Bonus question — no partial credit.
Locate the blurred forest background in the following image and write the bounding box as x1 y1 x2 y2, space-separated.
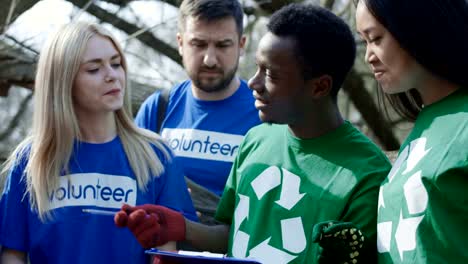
0 0 411 165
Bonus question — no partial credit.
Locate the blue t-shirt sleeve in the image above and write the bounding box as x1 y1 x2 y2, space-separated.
0 157 29 251
135 91 162 132
153 147 198 222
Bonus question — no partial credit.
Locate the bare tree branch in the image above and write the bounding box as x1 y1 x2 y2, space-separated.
3 0 18 34
343 69 400 150
0 91 33 141
0 0 38 34
0 0 399 151
250 0 301 14
100 0 257 15
155 0 181 7
3 34 40 57
67 0 182 65
129 79 164 116
337 0 353 17
0 38 37 95
70 0 95 21
102 0 180 7
322 0 336 9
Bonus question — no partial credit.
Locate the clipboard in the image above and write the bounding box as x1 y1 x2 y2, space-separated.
145 249 262 264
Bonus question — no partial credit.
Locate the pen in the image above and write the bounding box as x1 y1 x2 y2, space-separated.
82 208 117 216
177 250 225 258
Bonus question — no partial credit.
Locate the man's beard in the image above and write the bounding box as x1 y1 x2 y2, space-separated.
192 65 238 93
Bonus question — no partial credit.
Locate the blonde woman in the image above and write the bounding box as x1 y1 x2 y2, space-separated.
0 22 197 264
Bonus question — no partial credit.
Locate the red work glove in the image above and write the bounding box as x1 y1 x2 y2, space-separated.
114 204 186 249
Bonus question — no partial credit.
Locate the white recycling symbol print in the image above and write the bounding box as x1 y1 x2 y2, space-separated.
377 137 431 260
231 166 306 264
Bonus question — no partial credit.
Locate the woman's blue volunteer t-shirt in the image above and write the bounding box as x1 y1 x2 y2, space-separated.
0 136 197 264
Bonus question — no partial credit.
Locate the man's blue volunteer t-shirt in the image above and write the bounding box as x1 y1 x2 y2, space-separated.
0 137 197 264
135 80 261 195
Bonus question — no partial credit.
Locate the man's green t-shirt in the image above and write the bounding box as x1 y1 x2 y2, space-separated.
377 89 468 263
215 121 391 263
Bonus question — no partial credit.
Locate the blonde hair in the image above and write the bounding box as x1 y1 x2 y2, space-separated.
1 22 169 221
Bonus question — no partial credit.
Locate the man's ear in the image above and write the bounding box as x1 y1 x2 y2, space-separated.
309 75 333 99
239 35 247 56
177 33 183 56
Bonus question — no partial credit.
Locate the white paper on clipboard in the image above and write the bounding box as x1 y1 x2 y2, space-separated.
145 249 262 264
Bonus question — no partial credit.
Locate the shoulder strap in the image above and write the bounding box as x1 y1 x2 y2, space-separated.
156 88 170 134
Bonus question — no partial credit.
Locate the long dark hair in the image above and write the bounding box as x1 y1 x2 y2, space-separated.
357 0 468 121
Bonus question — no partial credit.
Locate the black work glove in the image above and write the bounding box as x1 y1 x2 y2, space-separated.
312 221 375 264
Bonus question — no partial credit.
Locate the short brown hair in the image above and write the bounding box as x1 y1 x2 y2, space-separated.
178 0 244 37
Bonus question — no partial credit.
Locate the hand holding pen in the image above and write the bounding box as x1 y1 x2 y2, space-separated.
114 204 186 249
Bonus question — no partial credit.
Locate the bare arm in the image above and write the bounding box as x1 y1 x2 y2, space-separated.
185 219 230 253
1 248 27 264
